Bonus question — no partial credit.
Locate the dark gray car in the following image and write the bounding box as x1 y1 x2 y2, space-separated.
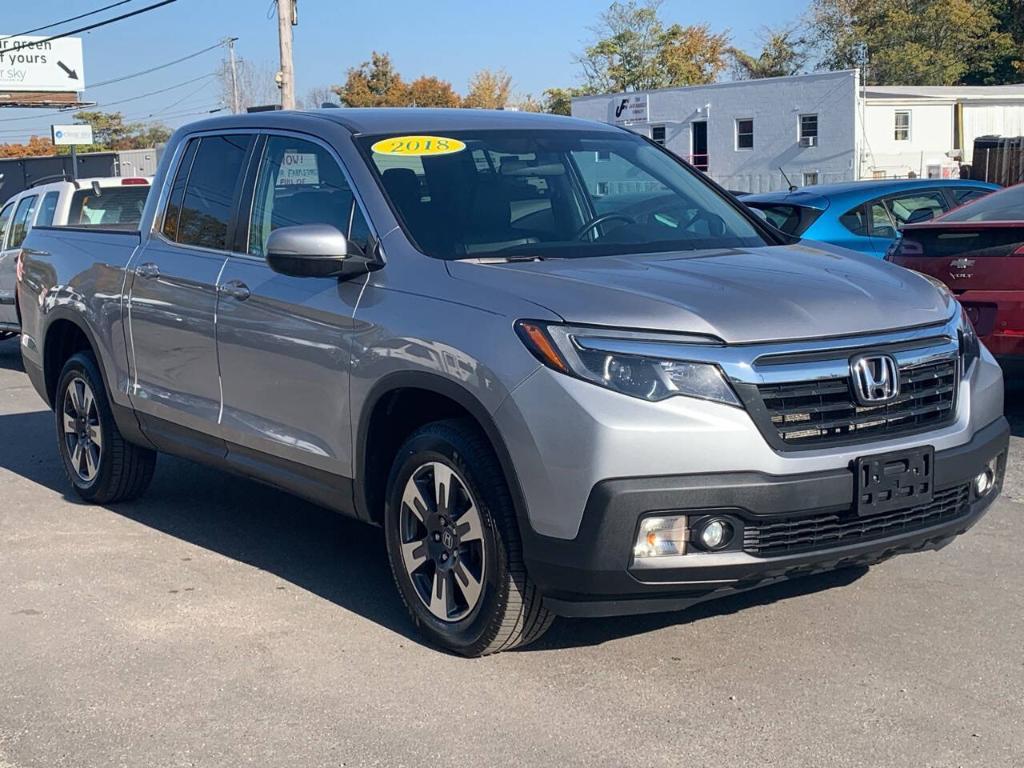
17 109 1008 655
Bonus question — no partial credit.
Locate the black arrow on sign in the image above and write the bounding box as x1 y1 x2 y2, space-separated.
57 61 79 80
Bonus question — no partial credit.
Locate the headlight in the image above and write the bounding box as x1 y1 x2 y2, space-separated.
515 320 741 406
959 304 980 372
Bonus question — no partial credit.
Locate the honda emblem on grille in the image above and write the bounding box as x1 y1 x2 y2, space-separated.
850 354 900 405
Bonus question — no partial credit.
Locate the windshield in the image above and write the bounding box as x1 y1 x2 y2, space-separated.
69 186 149 226
940 183 1022 223
358 129 769 260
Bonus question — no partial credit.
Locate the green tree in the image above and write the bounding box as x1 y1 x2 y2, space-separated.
333 51 410 107
810 0 1014 85
967 0 1024 83
72 111 170 150
731 28 808 79
542 87 588 115
577 0 730 91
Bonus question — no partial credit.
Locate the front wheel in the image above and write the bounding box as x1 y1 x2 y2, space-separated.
384 419 553 656
55 351 156 503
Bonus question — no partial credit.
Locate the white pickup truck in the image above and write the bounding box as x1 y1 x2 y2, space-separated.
0 176 150 337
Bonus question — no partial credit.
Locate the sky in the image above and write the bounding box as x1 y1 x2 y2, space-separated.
0 0 809 143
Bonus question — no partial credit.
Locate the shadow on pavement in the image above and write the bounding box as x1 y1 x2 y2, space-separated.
0 407 417 644
0 336 23 372
0 404 873 653
2 350 1019 653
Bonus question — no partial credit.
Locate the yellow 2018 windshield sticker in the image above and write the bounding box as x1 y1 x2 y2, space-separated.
371 136 466 156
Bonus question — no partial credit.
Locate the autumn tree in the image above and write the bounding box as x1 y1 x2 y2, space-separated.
659 23 731 86
334 51 410 107
0 136 57 159
408 75 461 107
577 0 730 91
463 69 513 109
810 0 1014 85
731 27 808 79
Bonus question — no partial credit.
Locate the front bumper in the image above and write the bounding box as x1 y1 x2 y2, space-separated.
524 417 1009 618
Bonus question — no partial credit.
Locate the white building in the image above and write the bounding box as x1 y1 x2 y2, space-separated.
570 70 1024 193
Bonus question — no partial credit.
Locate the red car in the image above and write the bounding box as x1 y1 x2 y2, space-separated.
888 183 1024 367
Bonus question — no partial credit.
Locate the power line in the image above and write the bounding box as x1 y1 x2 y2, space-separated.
8 0 179 54
89 39 230 89
0 72 217 123
0 1 134 43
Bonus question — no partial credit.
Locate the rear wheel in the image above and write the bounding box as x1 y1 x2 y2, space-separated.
55 351 156 503
384 419 553 656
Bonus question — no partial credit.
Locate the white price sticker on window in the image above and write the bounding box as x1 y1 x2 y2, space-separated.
279 151 320 185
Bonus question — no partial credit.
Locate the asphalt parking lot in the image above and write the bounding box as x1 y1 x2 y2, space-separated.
1 335 1022 768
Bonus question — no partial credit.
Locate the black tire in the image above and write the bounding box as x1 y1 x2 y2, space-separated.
384 419 554 656
55 351 156 503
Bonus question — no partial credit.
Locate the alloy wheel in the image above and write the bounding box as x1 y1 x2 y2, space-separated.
62 376 102 483
398 461 486 622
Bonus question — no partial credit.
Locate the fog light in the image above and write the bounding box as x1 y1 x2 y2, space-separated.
634 515 688 559
974 464 996 497
697 518 733 551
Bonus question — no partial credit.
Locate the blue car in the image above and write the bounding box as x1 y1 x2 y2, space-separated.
742 179 1000 256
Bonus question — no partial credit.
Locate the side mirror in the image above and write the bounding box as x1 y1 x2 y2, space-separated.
265 224 364 278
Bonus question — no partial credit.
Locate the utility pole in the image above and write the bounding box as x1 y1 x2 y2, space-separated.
226 37 240 114
276 0 296 110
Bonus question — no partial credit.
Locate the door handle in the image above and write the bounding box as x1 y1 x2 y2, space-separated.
135 262 160 279
218 279 250 301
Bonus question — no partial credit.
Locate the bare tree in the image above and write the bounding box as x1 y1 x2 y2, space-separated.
302 86 338 109
218 56 280 112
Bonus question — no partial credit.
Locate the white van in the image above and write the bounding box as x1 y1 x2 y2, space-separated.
0 176 151 336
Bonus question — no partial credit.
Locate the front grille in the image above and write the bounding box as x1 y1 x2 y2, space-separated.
742 484 970 557
757 357 958 447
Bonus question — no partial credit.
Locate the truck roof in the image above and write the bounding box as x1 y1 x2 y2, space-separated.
177 107 619 136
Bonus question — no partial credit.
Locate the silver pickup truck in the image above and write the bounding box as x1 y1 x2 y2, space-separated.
17 109 1009 656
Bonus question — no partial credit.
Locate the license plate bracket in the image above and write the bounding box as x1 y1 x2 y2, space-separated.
855 446 934 516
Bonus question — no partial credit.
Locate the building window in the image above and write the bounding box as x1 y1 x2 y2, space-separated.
802 172 819 186
596 181 609 196
872 170 887 180
595 150 611 162
736 119 754 150
799 114 818 145
651 125 666 146
894 111 911 141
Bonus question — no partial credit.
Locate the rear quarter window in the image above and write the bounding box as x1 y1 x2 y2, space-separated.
746 203 819 236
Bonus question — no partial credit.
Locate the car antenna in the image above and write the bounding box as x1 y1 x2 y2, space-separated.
779 167 797 192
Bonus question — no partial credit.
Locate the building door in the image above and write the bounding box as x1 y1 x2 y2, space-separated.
691 121 708 171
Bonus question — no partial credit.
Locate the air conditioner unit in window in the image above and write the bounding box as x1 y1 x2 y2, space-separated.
799 136 818 148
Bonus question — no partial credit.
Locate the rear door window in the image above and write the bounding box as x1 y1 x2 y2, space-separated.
8 195 38 248
883 191 947 227
36 191 60 226
0 202 14 249
952 188 990 207
166 134 253 250
248 135 372 257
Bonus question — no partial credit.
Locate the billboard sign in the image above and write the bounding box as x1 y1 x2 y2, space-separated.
610 94 649 125
0 36 85 92
51 124 94 146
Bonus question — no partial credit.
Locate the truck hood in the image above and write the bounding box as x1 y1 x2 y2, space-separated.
446 243 954 344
